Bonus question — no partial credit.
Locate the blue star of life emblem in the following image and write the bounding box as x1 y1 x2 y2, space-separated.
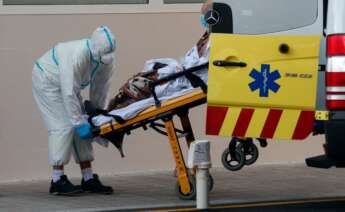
249 64 281 97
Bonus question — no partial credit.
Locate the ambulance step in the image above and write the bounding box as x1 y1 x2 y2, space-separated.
305 155 345 169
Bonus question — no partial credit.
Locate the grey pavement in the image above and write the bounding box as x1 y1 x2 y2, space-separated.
1 163 345 212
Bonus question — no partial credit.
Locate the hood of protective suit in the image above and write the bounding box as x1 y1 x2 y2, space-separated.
90 26 116 63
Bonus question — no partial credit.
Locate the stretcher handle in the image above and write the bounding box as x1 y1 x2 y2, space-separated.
213 60 247 67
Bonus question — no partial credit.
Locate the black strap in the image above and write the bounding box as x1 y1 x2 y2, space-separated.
153 62 168 70
102 132 125 157
84 100 126 125
88 116 96 128
185 72 207 93
149 121 185 136
95 109 126 124
149 62 209 107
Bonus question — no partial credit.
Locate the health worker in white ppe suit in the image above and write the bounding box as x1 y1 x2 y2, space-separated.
32 26 115 196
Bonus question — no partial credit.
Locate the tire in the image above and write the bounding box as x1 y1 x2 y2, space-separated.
208 174 214 192
221 148 245 171
175 176 196 200
325 119 345 162
240 143 259 166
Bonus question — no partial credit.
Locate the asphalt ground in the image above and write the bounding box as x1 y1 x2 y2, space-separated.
1 163 345 212
150 198 345 212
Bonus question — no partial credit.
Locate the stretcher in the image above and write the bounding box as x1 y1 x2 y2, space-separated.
85 63 212 200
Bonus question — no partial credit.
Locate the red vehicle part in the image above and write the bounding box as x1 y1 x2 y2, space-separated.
326 34 345 109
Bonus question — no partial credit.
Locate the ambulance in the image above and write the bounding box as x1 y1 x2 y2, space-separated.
205 0 345 169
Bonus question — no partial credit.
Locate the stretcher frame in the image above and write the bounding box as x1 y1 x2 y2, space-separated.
90 63 208 199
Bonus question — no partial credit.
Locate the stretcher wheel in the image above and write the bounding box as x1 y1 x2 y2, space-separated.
175 174 213 200
175 176 196 200
221 148 245 171
240 143 259 166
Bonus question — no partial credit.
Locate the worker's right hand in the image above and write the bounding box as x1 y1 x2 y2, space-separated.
75 123 93 140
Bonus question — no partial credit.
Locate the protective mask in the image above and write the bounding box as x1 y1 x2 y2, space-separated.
100 53 115 65
200 15 209 29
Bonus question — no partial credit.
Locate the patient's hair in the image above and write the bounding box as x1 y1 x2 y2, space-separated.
107 63 166 111
201 0 213 15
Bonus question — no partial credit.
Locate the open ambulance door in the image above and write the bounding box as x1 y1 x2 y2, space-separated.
205 2 321 140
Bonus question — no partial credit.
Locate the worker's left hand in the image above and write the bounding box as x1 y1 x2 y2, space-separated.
75 123 93 140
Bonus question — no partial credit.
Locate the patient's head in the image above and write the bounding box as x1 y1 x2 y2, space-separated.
201 0 213 15
200 0 213 29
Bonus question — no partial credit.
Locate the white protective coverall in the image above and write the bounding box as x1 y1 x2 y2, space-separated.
32 26 115 166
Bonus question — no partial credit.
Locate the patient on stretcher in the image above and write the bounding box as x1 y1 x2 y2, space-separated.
90 31 210 126
107 31 210 112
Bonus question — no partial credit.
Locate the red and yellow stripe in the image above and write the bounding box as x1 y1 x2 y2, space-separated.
206 106 314 140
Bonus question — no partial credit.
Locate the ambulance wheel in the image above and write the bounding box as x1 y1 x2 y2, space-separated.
240 143 259 166
208 174 214 192
221 148 245 171
175 176 196 200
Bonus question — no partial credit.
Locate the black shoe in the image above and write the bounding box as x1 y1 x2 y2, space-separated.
81 174 113 195
49 175 82 196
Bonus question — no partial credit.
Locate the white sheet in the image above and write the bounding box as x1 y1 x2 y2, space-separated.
92 40 210 127
92 87 197 126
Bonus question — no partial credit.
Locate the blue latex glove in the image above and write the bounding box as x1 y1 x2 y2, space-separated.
75 123 92 140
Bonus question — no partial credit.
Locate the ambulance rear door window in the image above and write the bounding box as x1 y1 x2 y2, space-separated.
217 0 318 34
